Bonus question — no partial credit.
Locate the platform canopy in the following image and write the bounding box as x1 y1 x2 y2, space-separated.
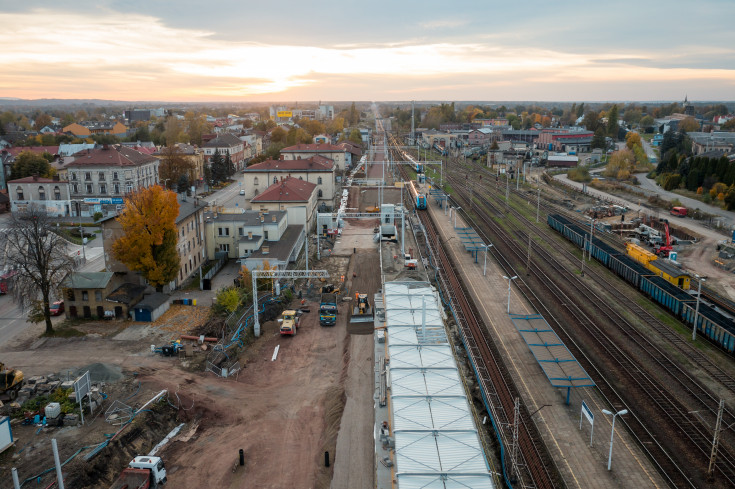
510 314 595 403
384 280 495 489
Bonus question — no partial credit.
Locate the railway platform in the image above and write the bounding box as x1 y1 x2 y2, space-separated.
427 202 668 488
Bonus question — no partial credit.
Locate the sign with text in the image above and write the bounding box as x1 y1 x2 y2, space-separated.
276 110 293 119
83 197 124 205
580 400 594 447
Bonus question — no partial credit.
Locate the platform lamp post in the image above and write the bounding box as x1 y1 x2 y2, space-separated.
503 275 517 313
454 207 462 229
692 275 706 341
483 244 493 276
601 408 628 471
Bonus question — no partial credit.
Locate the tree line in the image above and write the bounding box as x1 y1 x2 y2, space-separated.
656 152 735 209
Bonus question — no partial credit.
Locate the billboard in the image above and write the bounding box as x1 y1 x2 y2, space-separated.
277 111 293 119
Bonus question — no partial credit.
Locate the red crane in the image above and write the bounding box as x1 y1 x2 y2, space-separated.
654 219 674 257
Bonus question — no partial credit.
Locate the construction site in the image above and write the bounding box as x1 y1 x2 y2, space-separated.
0 149 453 489
1 124 734 489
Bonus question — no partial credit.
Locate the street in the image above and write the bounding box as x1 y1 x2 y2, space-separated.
202 177 248 209
553 172 732 240
633 172 735 227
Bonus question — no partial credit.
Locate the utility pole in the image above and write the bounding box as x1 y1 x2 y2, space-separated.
77 202 86 261
589 219 595 261
526 233 532 276
505 163 510 212
708 399 725 480
411 100 415 146
510 397 520 484
536 186 541 223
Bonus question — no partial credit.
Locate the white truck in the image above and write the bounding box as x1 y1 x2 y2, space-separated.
109 456 167 488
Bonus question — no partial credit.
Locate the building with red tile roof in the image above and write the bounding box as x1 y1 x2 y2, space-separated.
242 156 335 207
5 146 59 158
280 143 350 171
251 176 318 231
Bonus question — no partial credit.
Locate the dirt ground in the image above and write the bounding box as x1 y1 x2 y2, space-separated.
676 236 735 300
0 182 390 489
0 291 359 489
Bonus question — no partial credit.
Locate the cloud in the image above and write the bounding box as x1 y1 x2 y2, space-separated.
1 8 734 101
419 19 469 30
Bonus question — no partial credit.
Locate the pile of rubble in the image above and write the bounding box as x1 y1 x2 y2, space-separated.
17 374 69 405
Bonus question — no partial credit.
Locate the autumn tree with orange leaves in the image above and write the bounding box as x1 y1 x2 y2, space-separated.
112 186 180 290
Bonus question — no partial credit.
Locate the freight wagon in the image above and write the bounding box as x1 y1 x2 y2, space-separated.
682 302 735 353
548 214 735 357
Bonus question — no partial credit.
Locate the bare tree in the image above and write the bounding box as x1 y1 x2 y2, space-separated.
158 144 194 189
7 206 75 334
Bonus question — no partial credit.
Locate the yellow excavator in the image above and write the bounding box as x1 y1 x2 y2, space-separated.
0 362 24 401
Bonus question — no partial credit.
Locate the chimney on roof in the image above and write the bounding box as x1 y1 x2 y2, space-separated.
32 174 38 181
271 214 276 222
262 245 269 255
260 215 264 223
248 231 252 240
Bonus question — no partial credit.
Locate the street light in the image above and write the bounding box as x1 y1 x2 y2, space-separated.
75 201 86 261
483 244 493 276
502 275 518 313
601 408 628 471
692 275 706 341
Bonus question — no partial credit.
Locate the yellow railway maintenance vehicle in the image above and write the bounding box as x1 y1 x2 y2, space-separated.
626 242 691 290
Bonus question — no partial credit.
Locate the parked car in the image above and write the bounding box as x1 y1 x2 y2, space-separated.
239 189 245 195
49 301 64 316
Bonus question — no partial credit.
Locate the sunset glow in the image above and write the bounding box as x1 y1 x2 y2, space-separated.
1 3 734 101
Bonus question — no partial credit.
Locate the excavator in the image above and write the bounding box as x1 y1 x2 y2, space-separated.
0 362 24 402
350 293 373 323
653 219 674 257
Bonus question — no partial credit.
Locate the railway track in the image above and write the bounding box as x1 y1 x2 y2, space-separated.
437 156 735 487
454 155 735 403
388 139 558 488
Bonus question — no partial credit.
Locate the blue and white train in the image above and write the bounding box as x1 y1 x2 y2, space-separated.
408 180 427 210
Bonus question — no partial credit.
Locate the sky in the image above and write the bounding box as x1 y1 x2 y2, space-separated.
1 0 734 102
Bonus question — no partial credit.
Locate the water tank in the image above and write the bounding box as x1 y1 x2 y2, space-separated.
45 402 61 419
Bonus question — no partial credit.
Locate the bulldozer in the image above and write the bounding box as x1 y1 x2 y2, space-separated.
0 362 24 402
350 293 373 323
